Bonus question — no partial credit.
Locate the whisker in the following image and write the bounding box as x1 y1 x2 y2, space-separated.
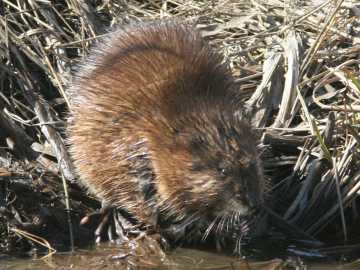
171 211 203 234
202 215 220 241
234 233 244 255
226 215 231 232
181 212 202 228
216 214 227 234
230 211 235 228
215 216 221 234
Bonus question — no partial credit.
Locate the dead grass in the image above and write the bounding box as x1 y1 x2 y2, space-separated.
0 0 360 261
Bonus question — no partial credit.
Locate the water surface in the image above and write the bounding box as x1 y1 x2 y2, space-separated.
2 243 356 270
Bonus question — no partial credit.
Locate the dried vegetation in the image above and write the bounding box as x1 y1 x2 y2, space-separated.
0 0 360 264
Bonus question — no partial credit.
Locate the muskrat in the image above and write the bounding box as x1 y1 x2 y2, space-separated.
68 20 265 249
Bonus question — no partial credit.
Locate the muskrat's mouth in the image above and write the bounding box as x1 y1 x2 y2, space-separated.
200 207 260 242
214 197 253 217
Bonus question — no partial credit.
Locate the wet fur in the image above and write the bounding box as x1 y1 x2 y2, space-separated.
68 20 264 245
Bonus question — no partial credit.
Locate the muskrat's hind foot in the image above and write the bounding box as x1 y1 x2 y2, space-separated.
80 203 135 244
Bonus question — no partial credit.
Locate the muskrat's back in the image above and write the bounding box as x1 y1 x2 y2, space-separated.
68 21 264 243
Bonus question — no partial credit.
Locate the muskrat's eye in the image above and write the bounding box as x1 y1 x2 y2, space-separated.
218 167 229 178
220 168 227 177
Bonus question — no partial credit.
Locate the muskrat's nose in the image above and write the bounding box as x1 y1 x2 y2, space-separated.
247 191 263 209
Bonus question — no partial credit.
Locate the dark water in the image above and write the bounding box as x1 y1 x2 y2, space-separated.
1 244 358 270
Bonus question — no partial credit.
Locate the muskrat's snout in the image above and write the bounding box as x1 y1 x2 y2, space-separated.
246 176 264 209
241 160 265 209
177 118 265 219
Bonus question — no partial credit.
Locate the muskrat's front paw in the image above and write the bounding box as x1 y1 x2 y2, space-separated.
80 205 133 244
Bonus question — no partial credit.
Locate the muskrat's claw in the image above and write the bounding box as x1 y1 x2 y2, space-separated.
80 204 133 244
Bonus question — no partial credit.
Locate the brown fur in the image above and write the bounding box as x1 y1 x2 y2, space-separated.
68 20 264 241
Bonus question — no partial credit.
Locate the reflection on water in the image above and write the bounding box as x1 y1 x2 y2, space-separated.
2 243 357 270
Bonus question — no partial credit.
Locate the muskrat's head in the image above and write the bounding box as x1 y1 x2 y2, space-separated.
147 107 264 236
